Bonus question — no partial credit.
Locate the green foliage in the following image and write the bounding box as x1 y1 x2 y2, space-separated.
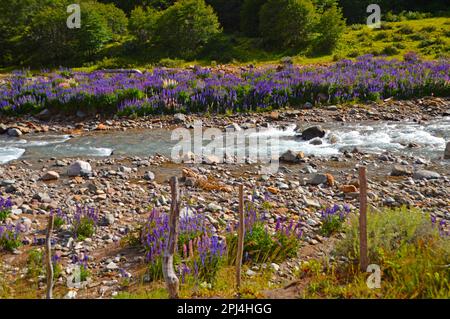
0 230 21 252
53 216 66 230
313 3 346 54
0 210 11 223
73 217 96 241
27 249 44 278
259 0 317 50
129 6 161 43
320 214 345 237
156 0 222 59
302 207 450 298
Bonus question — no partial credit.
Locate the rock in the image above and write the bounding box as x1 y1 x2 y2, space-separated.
204 155 221 165
391 165 412 177
37 109 52 120
7 128 22 137
302 102 313 109
413 170 441 180
33 193 51 203
64 291 77 299
328 134 339 144
300 126 326 141
0 124 7 134
303 197 321 208
207 203 222 212
100 213 115 226
279 150 304 163
76 110 86 118
309 138 323 145
174 113 186 123
106 262 119 271
0 179 15 186
306 218 318 227
185 177 196 187
118 166 132 174
143 171 155 181
225 123 241 131
41 171 60 181
246 269 257 277
67 160 92 177
308 174 328 185
270 263 280 272
445 142 450 159
340 185 358 193
267 187 279 194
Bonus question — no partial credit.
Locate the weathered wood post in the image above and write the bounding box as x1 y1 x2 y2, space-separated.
45 213 55 299
236 184 245 293
163 176 181 299
359 166 369 272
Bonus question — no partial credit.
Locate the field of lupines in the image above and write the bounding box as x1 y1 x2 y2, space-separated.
0 55 449 117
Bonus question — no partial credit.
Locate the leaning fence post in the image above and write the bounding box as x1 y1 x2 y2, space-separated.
359 166 369 272
45 213 54 299
236 184 245 294
163 176 181 299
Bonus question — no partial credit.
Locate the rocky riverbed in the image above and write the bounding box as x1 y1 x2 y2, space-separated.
0 97 449 299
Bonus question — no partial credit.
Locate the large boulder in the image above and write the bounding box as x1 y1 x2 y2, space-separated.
299 126 326 141
173 113 186 124
279 150 305 163
7 128 22 137
41 171 60 181
67 160 92 177
445 142 450 159
413 170 441 180
391 165 412 177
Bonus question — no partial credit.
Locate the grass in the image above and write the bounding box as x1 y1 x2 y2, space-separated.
299 207 450 299
115 265 279 299
1 17 442 75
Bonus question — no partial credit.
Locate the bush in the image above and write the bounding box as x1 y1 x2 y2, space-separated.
72 207 98 241
320 204 351 237
313 3 346 54
0 224 22 252
129 6 161 43
27 3 113 65
0 197 12 222
156 0 221 59
259 0 317 50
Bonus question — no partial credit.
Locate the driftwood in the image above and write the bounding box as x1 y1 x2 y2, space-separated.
182 168 233 192
45 214 55 299
163 176 181 299
359 166 369 271
236 185 245 294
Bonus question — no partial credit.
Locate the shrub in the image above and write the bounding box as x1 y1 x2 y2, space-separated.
0 197 12 222
313 3 346 54
0 224 22 252
27 249 44 278
129 6 161 43
259 0 317 50
156 0 221 59
381 45 400 56
302 207 450 299
72 207 98 241
319 204 351 237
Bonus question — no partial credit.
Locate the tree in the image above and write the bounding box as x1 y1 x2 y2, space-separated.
313 2 346 54
259 0 317 50
26 2 113 65
129 6 161 43
240 0 266 37
156 0 221 59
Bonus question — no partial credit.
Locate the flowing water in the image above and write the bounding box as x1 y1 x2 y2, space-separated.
1 118 449 164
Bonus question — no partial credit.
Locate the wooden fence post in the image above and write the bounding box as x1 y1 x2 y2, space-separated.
45 213 54 299
236 184 245 294
163 176 181 299
359 166 369 272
